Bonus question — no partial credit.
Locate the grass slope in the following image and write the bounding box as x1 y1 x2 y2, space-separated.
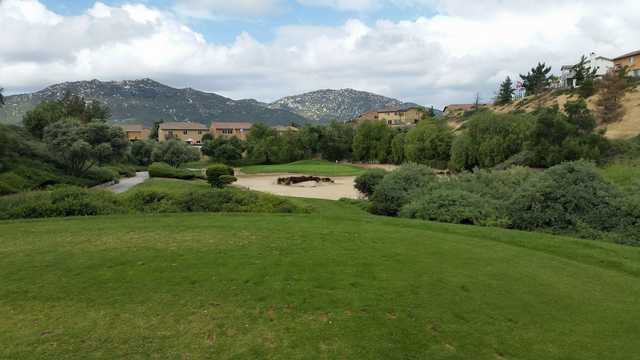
1 199 640 359
240 160 366 176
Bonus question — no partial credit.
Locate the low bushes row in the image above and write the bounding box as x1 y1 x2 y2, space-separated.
148 162 204 180
0 184 305 220
357 161 640 246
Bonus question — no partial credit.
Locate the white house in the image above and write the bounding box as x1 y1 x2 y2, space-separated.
561 52 613 89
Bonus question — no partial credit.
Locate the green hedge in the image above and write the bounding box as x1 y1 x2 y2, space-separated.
0 185 305 220
148 162 204 180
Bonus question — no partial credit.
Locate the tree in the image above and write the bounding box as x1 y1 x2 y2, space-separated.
43 119 129 176
352 121 393 163
450 112 534 170
299 124 323 157
390 131 406 164
246 123 281 164
495 77 515 105
201 137 244 164
596 69 627 124
130 140 156 166
572 55 598 87
149 120 164 141
320 121 354 161
61 92 110 123
404 119 453 169
520 62 552 95
151 139 200 167
23 101 66 139
565 99 596 135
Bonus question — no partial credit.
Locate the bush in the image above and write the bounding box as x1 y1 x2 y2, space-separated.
0 185 125 220
508 161 624 233
0 180 19 196
84 166 119 184
206 164 235 188
149 162 203 180
400 188 503 226
370 164 435 216
123 189 179 213
354 169 387 198
151 139 200 167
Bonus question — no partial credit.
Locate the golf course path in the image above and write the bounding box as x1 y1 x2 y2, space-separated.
107 171 149 193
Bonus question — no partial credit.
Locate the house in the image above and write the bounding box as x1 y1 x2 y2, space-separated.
613 50 640 77
377 107 424 127
353 110 379 123
117 124 150 141
352 107 424 128
210 122 253 140
561 52 614 88
158 121 208 144
272 125 299 133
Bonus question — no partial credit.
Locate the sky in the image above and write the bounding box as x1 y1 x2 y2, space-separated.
1 0 639 108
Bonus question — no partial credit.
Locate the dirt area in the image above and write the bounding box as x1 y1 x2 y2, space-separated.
349 163 399 171
235 173 360 200
491 86 640 139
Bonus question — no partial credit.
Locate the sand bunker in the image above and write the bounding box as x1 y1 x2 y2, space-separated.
235 173 359 200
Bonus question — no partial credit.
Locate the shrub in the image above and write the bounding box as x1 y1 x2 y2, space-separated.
123 189 179 213
400 188 503 226
354 169 387 198
130 140 156 166
84 166 119 184
206 164 235 188
0 180 19 196
370 163 435 216
148 162 203 180
507 161 624 233
0 185 125 220
151 139 200 167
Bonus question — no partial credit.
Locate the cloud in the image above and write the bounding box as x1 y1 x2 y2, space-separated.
173 0 285 18
296 0 380 12
1 0 640 108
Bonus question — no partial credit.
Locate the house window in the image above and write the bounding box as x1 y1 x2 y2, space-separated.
387 120 392 125
222 128 233 134
630 57 635 65
183 130 188 135
198 130 202 135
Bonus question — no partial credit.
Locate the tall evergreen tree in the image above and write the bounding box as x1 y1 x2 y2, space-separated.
572 55 598 86
596 69 627 124
495 77 515 105
519 62 552 95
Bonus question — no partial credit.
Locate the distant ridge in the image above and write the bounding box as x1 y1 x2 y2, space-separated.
268 88 421 122
0 79 307 127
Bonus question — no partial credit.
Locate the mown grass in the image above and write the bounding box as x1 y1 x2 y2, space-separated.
599 160 640 192
240 160 366 176
1 198 640 359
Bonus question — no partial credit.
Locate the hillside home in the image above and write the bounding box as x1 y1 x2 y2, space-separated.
117 124 150 141
158 121 208 144
353 107 424 128
561 52 614 88
614 50 640 77
210 122 253 140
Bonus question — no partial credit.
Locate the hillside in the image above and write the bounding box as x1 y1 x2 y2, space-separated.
1 195 640 359
0 79 307 127
492 86 640 139
269 88 420 122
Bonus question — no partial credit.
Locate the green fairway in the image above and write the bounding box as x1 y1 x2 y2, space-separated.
240 160 367 176
1 200 640 359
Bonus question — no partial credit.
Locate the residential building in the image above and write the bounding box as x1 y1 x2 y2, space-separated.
613 50 640 77
210 122 253 140
561 52 614 88
117 124 150 141
352 107 424 128
158 121 208 144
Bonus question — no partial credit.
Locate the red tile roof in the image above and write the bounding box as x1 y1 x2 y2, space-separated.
614 50 640 61
159 121 208 130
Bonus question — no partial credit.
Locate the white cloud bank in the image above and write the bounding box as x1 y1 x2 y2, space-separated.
1 0 639 107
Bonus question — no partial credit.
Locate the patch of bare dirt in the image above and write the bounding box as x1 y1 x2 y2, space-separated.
235 173 359 200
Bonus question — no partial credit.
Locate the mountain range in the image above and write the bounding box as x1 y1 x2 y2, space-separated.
0 79 423 126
